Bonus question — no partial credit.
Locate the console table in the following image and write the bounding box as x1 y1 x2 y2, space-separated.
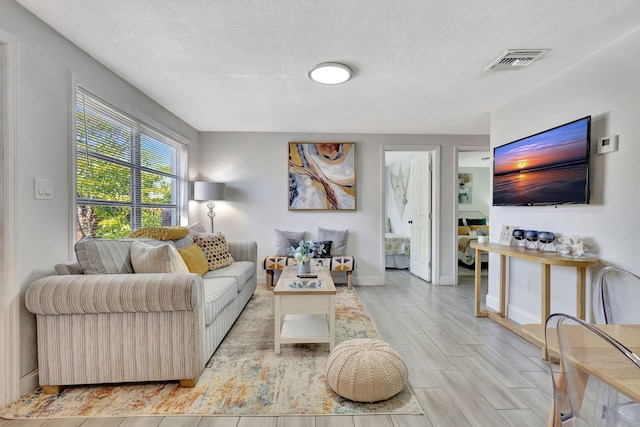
470 242 598 352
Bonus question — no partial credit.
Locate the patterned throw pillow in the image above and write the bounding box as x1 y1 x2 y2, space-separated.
194 233 234 270
130 241 189 274
317 227 348 255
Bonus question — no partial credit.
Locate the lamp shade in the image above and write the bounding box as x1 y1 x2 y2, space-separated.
193 181 226 201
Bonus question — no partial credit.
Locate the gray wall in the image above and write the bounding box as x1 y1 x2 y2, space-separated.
489 27 640 324
0 0 200 386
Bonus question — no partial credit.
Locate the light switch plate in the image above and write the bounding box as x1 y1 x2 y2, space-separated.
35 178 53 200
597 135 618 154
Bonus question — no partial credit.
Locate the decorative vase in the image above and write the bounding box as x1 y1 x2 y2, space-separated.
477 235 488 244
298 261 311 274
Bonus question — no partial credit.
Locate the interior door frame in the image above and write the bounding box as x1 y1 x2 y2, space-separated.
381 145 440 284
454 145 490 285
0 28 20 407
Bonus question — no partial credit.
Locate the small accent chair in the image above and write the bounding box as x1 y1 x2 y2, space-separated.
545 313 640 426
592 266 640 324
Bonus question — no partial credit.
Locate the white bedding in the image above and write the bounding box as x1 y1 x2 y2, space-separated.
385 232 410 269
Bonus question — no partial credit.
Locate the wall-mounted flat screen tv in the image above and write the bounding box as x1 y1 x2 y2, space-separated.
493 116 591 206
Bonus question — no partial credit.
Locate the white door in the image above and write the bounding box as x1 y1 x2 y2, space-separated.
410 152 432 281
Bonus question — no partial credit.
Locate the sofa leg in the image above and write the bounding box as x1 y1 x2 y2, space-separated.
42 385 65 395
347 271 353 290
266 270 274 289
180 379 197 388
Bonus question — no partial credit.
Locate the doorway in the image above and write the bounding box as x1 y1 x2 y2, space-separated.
455 147 491 285
382 146 440 284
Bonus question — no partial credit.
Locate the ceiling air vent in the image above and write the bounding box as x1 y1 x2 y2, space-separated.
484 49 550 71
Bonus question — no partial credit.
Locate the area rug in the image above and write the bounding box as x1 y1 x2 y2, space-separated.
1 286 423 418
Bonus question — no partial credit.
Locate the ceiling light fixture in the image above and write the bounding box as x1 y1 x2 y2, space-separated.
308 62 353 85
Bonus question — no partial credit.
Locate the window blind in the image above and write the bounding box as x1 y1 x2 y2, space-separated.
75 87 186 240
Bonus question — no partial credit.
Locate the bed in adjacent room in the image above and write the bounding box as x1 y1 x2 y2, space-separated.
385 232 410 269
458 211 489 268
384 218 410 269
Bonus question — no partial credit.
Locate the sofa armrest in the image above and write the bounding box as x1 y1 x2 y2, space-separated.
26 273 203 316
227 241 257 265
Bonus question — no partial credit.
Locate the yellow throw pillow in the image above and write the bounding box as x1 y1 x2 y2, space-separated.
130 241 189 274
458 226 471 235
194 233 234 270
178 244 210 276
129 226 189 240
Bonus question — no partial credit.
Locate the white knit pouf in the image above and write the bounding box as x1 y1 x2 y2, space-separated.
325 338 408 402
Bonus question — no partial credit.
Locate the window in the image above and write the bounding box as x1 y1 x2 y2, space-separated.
75 86 187 241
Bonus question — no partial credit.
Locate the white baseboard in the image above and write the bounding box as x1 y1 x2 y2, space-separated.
485 295 539 325
438 275 455 285
506 305 539 325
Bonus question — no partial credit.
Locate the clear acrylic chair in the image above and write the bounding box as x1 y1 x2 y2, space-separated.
545 313 640 426
592 266 640 324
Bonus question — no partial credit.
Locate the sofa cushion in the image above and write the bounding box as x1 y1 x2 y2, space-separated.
177 244 210 275
203 261 255 291
173 234 195 249
317 227 348 255
75 239 135 275
130 241 189 274
170 223 205 249
129 226 189 240
202 276 238 325
75 239 172 275
274 229 305 256
194 233 234 270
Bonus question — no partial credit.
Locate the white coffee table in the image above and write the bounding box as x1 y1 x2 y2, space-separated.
273 266 336 354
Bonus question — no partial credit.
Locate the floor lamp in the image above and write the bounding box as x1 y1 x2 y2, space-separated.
193 181 226 233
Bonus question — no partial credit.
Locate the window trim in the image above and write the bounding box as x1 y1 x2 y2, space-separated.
71 73 189 245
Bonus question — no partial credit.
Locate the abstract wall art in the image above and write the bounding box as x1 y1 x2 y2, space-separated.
458 173 473 204
288 142 356 210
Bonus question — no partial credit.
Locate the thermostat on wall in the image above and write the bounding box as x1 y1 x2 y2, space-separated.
597 135 618 154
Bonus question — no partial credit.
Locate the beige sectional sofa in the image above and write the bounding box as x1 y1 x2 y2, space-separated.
25 225 257 394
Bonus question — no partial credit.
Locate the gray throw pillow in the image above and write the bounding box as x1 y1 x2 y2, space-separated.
274 229 305 256
317 227 348 256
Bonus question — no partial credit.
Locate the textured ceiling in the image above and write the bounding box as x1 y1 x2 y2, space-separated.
16 0 640 134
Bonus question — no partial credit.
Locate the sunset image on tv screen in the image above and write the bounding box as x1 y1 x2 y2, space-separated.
493 117 590 206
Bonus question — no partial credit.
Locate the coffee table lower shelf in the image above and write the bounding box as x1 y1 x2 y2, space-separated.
279 314 331 343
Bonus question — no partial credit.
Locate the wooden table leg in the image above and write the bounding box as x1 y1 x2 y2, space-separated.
274 295 281 354
576 266 586 320
499 254 506 316
474 248 483 316
541 264 551 359
266 270 274 289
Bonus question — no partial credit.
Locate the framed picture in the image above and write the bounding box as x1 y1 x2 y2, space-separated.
458 173 472 204
288 142 356 210
500 225 516 245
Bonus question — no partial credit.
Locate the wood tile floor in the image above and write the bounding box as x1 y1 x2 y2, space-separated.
0 268 552 427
